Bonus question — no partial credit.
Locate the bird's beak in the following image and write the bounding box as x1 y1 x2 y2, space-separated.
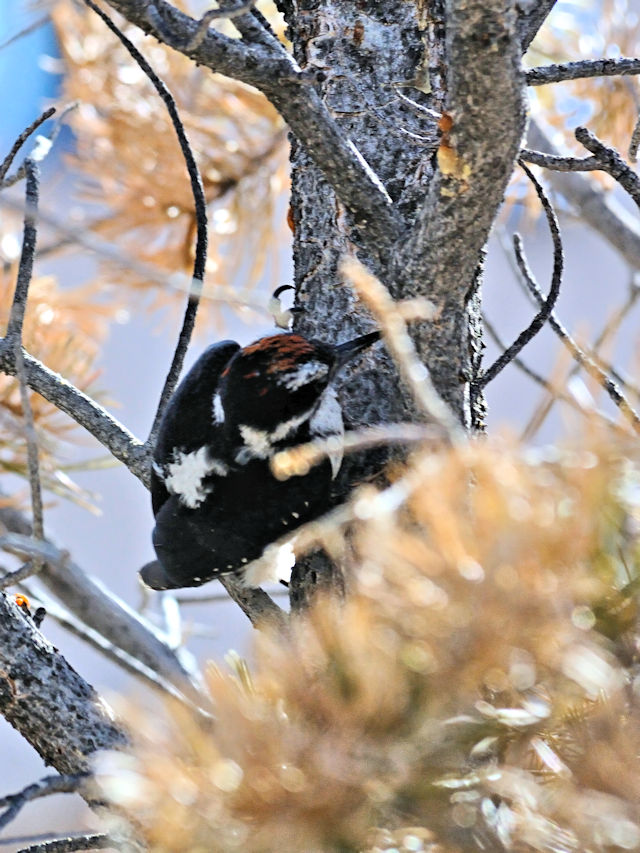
334 330 381 371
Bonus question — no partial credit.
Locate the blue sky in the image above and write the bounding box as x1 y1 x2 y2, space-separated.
0 3 60 151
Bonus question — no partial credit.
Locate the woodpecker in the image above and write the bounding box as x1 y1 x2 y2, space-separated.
141 329 380 591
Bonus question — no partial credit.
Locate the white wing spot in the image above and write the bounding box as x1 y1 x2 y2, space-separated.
212 392 225 425
164 447 228 508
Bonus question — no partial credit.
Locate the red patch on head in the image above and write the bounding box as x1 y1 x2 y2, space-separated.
242 334 316 374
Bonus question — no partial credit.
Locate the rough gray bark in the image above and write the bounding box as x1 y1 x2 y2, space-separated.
0 592 127 774
284 0 526 597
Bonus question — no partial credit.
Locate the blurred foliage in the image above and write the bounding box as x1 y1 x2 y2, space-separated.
98 428 640 852
50 0 290 325
0 264 115 508
529 0 639 156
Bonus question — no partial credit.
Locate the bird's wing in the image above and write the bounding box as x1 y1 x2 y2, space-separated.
151 340 240 515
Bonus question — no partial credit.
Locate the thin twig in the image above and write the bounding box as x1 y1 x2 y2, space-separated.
341 257 465 444
479 162 563 388
6 161 45 576
574 125 640 208
0 103 78 190
483 314 567 402
0 108 55 183
83 0 208 447
7 160 39 343
484 314 624 439
16 834 113 853
0 774 89 832
184 1 256 49
630 113 640 162
521 277 640 439
520 148 599 172
0 15 50 52
513 235 640 431
526 57 640 86
496 221 640 398
0 561 40 590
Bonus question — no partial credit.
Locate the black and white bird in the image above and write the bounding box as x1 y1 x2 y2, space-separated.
140 329 380 590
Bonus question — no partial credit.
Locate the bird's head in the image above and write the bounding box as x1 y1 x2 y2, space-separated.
213 331 380 437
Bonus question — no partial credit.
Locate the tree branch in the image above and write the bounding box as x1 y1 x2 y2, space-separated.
15 833 115 853
517 0 557 52
479 162 563 387
526 57 640 87
0 775 89 833
6 160 45 571
520 148 600 172
0 592 127 774
574 125 640 207
0 108 55 183
101 0 402 257
394 0 526 415
527 119 640 269
0 341 149 486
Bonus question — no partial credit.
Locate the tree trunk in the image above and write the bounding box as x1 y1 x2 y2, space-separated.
286 0 525 603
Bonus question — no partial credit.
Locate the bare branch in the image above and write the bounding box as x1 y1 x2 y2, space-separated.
0 561 40 590
0 15 50 52
526 57 640 86
5 160 45 572
513 235 640 431
6 161 39 343
479 162 563 388
15 834 114 853
574 125 640 207
0 108 55 183
527 119 640 270
0 340 149 486
217 576 287 629
0 775 89 833
520 148 600 172
0 103 78 190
